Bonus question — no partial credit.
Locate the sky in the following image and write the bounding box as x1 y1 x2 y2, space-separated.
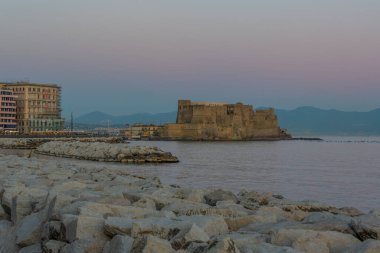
1 0 379 118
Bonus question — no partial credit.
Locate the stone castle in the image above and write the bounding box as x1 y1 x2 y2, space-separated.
161 100 291 140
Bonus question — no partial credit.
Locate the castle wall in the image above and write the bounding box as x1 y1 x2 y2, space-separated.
161 100 290 140
162 124 200 140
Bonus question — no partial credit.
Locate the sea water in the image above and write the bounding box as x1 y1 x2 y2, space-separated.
1 136 379 211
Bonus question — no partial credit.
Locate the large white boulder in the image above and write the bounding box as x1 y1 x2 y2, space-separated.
170 224 210 250
271 229 360 253
142 235 175 253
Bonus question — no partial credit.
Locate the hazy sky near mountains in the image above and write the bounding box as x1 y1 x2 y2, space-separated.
1 0 379 117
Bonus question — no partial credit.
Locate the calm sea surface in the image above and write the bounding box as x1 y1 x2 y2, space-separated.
128 137 380 212
2 137 380 211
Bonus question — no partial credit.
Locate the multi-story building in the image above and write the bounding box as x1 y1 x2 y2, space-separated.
0 86 17 132
1 82 64 134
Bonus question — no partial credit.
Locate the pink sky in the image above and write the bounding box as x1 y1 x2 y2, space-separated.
0 1 379 116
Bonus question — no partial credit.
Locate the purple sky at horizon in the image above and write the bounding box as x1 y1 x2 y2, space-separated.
1 0 379 117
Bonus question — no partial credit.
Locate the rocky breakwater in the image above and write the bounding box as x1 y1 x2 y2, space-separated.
35 141 179 163
0 155 380 253
0 138 49 149
60 137 126 144
0 137 126 150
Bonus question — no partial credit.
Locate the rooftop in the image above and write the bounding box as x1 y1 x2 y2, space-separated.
190 102 228 106
0 82 60 88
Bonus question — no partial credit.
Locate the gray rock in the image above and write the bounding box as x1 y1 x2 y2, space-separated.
0 220 12 236
131 217 188 240
187 242 209 253
238 191 273 208
0 226 18 253
97 196 131 206
351 214 380 240
271 229 360 253
142 235 174 253
239 220 301 235
337 207 363 217
204 190 238 206
239 242 302 253
225 216 261 232
215 232 268 251
254 206 304 222
53 200 89 216
207 237 240 253
122 191 143 203
170 224 210 250
2 187 49 219
103 235 134 253
302 211 350 223
78 201 166 219
292 237 329 253
161 199 210 214
133 198 157 210
0 204 8 220
41 221 64 241
368 209 380 217
177 215 229 237
185 189 206 203
42 240 67 253
104 217 134 237
345 239 380 253
18 244 42 253
227 206 294 232
300 212 354 235
61 214 107 244
60 239 106 253
239 211 356 236
15 212 46 247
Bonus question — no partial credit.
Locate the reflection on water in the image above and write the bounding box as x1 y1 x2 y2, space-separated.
1 136 380 211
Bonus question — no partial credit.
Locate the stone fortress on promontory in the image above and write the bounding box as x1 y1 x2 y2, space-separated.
161 100 291 140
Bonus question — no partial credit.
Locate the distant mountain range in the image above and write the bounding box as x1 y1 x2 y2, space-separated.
72 107 380 136
73 111 177 128
276 107 380 136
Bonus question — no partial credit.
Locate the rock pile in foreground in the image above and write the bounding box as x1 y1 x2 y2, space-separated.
35 141 179 163
0 137 125 149
0 155 380 253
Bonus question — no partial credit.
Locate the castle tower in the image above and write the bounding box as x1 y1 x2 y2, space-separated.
177 100 192 124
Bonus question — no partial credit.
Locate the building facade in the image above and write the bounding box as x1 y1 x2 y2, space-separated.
1 82 64 134
0 86 17 132
121 124 162 139
160 100 290 140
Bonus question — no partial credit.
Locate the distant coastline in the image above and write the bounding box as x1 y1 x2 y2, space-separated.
70 106 380 136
